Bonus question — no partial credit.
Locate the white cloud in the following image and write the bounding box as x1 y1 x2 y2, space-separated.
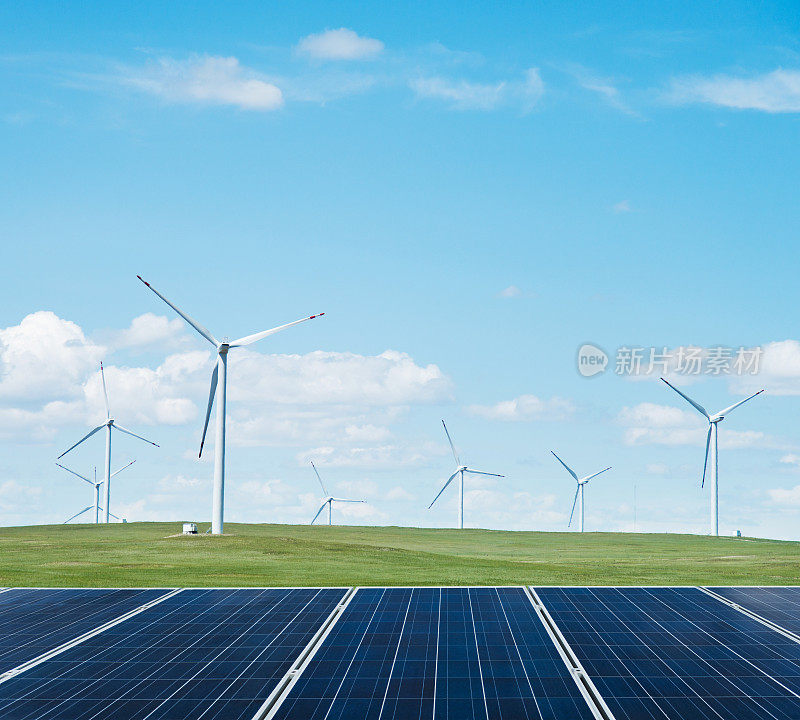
767 485 800 506
781 454 800 466
498 285 522 298
613 200 632 213
410 67 544 111
297 29 384 61
109 313 185 351
731 340 800 395
467 394 574 422
618 402 770 448
386 485 415 501
0 312 104 403
126 55 283 111
646 463 669 475
298 442 439 468
336 479 378 497
667 69 800 113
0 313 451 458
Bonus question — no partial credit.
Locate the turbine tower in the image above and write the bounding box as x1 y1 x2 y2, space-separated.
56 461 135 523
661 377 764 537
139 275 324 535
309 461 365 525
428 420 504 529
551 451 610 533
57 363 157 523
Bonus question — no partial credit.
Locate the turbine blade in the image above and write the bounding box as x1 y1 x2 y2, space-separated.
137 275 218 346
229 313 325 348
331 498 366 503
550 451 578 481
310 460 328 496
55 462 93 485
465 469 504 477
57 425 105 459
113 424 159 447
427 471 459 509
100 362 111 419
716 389 765 418
583 467 612 483
660 377 709 418
310 501 329 525
441 420 460 466
199 359 219 458
110 460 136 478
64 506 93 524
568 487 579 527
107 511 122 521
701 424 712 488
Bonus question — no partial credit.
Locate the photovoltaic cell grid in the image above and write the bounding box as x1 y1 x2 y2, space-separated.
0 588 166 675
710 587 800 636
536 586 800 720
273 587 595 720
0 587 346 720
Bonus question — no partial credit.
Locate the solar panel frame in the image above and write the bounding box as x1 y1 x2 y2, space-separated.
0 587 347 720
269 586 599 720
536 585 800 720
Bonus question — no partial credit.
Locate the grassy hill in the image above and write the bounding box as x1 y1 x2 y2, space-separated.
0 522 797 587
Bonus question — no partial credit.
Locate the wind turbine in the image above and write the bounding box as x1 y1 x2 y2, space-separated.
57 363 157 523
138 275 325 535
56 461 136 524
660 377 764 537
551 451 610 533
309 461 365 525
428 420 504 529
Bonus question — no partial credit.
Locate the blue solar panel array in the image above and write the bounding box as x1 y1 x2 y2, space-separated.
536 586 800 720
0 588 345 720
273 587 595 720
710 586 800 636
4 585 800 720
0 588 166 675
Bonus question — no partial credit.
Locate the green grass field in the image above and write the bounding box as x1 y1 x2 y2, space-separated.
0 523 797 587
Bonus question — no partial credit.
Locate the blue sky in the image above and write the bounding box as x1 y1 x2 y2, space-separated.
2 1 800 537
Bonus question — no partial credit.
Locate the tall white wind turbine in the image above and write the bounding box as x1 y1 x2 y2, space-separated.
139 275 325 535
309 461 365 525
57 363 157 523
660 377 764 537
56 460 135 524
428 420 504 529
551 451 610 533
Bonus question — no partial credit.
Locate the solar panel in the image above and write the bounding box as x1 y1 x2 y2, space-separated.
272 587 596 720
0 588 166 675
0 587 346 720
710 587 800 636
536 586 800 720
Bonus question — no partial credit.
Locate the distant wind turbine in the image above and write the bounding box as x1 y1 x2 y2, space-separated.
428 420 504 529
660 377 764 537
309 461 365 525
551 451 610 533
57 363 157 523
56 460 135 524
139 275 325 535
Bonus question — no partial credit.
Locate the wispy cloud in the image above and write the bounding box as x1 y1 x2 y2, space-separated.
667 69 800 112
565 64 638 116
467 394 574 422
297 28 384 61
498 285 522 298
410 67 544 111
125 55 283 111
613 200 632 213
